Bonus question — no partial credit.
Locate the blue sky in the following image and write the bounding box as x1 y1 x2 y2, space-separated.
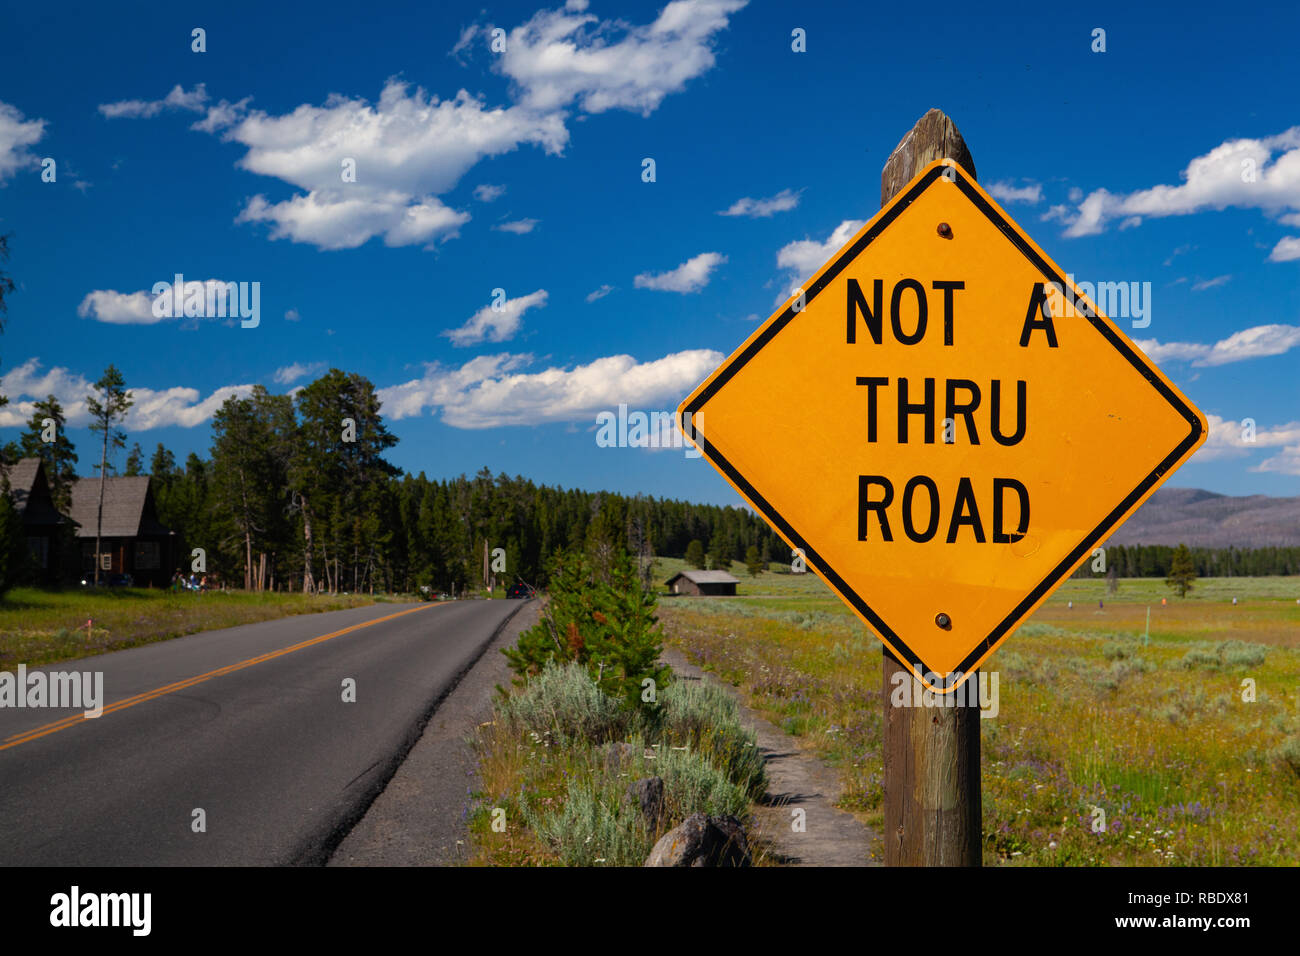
1 0 1297 506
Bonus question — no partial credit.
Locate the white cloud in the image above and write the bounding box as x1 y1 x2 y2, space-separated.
1191 274 1232 291
0 358 253 431
1256 444 1300 475
377 348 723 428
0 100 45 182
473 183 506 201
100 84 251 135
499 0 748 116
377 354 528 420
1058 127 1300 237
272 361 326 385
0 359 94 425
718 188 800 218
586 284 613 302
634 251 726 293
191 97 252 134
76 288 159 324
227 82 567 197
987 180 1042 204
1133 339 1213 364
775 219 864 293
98 84 210 119
209 80 567 249
285 308 301 321
237 189 470 250
7 346 716 434
493 218 538 234
77 279 256 325
444 289 548 346
450 24 481 59
129 384 257 430
1040 204 1071 224
1192 413 1300 469
1269 236 1300 262
1135 323 1300 367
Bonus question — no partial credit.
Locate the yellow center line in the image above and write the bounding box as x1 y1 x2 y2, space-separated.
1 603 439 752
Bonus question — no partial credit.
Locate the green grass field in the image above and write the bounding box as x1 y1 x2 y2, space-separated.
0 587 384 671
655 556 1300 865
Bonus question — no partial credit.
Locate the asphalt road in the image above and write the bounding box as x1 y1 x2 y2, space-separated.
0 599 524 866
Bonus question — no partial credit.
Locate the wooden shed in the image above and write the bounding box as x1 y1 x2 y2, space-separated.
665 569 739 596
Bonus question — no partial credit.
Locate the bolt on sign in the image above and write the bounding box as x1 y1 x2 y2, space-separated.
678 159 1206 693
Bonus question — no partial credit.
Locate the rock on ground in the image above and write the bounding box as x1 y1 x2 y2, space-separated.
624 776 666 830
645 812 751 867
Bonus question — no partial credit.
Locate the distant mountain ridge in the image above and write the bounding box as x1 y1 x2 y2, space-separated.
1105 487 1300 549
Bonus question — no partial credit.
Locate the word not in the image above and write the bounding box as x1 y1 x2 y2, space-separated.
847 277 1058 350
889 670 999 718
0 665 103 717
151 274 260 328
50 886 151 936
596 404 702 459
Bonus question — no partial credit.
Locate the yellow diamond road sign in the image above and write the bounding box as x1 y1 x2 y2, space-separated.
679 159 1206 693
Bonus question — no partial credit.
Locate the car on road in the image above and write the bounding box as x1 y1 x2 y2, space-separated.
506 582 536 599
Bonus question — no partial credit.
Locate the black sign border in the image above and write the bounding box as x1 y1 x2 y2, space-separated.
682 164 1205 687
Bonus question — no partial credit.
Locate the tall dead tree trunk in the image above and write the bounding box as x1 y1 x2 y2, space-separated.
94 431 108 586
300 495 316 593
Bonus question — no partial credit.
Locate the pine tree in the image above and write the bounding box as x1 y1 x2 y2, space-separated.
124 442 144 476
292 370 398 593
685 539 706 569
1166 543 1197 598
707 533 731 573
503 545 669 709
18 395 78 513
149 443 177 482
745 544 764 577
210 387 297 591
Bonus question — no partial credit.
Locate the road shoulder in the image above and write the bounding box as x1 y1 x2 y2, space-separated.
327 599 540 866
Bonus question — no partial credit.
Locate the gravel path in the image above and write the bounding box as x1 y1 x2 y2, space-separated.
661 646 879 866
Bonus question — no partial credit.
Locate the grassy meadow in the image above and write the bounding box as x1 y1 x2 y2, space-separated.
0 587 383 671
655 556 1300 866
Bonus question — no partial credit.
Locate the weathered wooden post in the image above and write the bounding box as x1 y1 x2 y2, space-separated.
880 109 983 867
